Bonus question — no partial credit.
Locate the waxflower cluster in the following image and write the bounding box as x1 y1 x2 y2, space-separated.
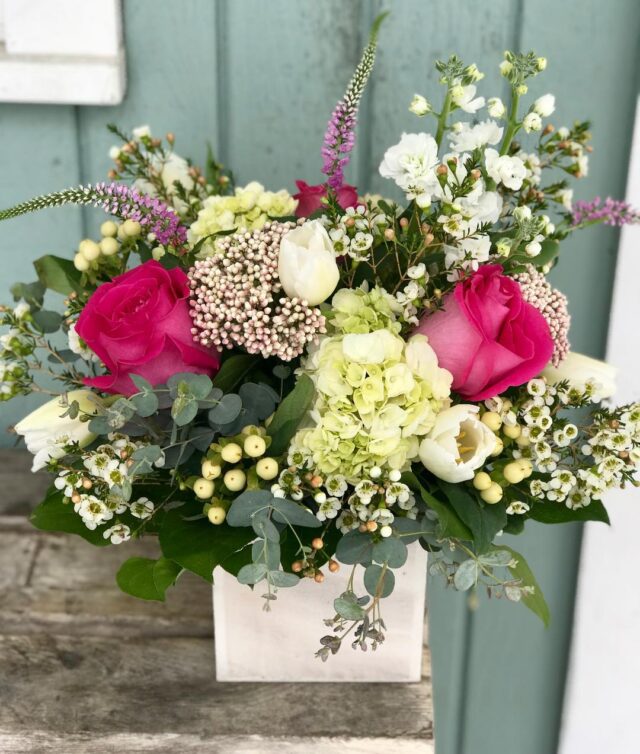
2 24 640 658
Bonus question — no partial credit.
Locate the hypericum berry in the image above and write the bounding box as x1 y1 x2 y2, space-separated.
193 478 215 499
201 459 222 480
224 469 246 492
256 457 278 480
78 238 101 261
311 537 324 550
314 572 325 584
480 482 503 504
291 561 304 573
100 220 118 237
503 462 525 484
481 411 502 432
473 471 492 491
503 423 522 439
207 506 226 525
243 435 266 458
99 237 119 256
122 219 142 237
328 560 340 573
221 443 242 463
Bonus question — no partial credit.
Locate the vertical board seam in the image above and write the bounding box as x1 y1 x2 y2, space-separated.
214 0 229 164
73 105 88 237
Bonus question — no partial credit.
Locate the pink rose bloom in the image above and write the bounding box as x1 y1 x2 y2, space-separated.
76 260 219 395
415 264 554 401
293 180 358 217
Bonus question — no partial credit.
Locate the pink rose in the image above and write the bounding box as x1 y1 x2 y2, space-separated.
76 260 219 395
293 180 358 217
415 264 554 401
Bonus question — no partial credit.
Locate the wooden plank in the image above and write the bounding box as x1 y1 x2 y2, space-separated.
0 634 433 745
0 450 50 515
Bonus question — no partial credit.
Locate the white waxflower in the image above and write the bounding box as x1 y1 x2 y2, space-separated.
108 145 121 160
487 97 506 118
103 523 131 544
407 263 427 280
76 495 113 530
378 132 440 205
132 124 151 139
555 188 573 210
506 501 530 515
325 474 348 497
484 148 527 190
445 235 491 269
68 323 98 361
13 300 30 319
543 352 617 399
522 112 542 133
316 497 341 521
449 120 503 152
419 404 496 483
533 94 555 117
451 83 485 113
409 94 431 116
14 391 98 472
278 220 340 305
130 497 155 519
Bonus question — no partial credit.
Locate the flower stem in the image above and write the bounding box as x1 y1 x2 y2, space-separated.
435 89 452 150
499 89 521 156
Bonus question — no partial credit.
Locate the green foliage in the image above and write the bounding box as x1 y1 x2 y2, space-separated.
364 564 395 598
129 375 159 417
116 557 182 601
497 545 551 627
208 393 242 424
404 472 473 541
334 592 366 620
529 499 610 525
33 254 83 295
10 280 45 308
30 488 110 547
212 353 258 392
439 481 507 553
159 505 254 583
267 374 315 455
371 537 408 568
335 530 374 566
31 310 63 333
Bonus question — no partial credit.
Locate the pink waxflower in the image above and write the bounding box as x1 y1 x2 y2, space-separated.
293 180 358 217
415 265 554 401
76 260 219 395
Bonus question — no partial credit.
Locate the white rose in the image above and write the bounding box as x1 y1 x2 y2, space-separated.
278 220 339 305
533 94 555 117
484 148 527 190
14 390 98 472
342 329 404 365
378 132 440 201
543 352 617 398
419 404 496 483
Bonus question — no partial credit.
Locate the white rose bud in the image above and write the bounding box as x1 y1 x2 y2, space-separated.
278 220 340 305
15 390 98 472
523 112 542 133
543 352 617 399
409 94 431 116
533 94 555 117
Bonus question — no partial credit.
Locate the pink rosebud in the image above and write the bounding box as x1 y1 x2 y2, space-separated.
415 264 554 401
293 180 358 217
76 260 219 395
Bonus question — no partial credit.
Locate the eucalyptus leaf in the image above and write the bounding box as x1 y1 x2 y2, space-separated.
479 549 514 567
364 564 395 598
238 382 279 420
334 594 366 620
371 537 408 568
32 309 63 333
171 393 198 426
208 393 242 425
130 391 159 418
252 516 280 542
268 570 300 588
335 530 374 566
453 558 478 591
226 489 274 527
252 537 280 571
167 372 213 399
270 497 321 528
237 562 268 585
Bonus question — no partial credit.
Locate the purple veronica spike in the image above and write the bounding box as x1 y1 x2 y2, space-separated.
572 196 640 227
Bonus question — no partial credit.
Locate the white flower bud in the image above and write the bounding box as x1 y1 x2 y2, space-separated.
523 112 542 133
487 97 506 119
409 94 431 116
525 241 542 257
380 525 393 538
108 146 121 160
278 221 340 305
533 94 555 117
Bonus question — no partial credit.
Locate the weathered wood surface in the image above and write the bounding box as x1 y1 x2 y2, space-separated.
0 450 434 753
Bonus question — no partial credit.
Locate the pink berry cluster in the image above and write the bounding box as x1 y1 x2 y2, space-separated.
516 266 570 367
188 222 326 361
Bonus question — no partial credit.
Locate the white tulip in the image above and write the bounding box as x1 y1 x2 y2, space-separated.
15 390 98 472
419 404 496 483
278 220 340 305
543 352 617 398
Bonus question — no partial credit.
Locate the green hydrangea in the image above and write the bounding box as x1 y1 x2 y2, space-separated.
290 329 452 482
188 181 297 254
326 287 403 335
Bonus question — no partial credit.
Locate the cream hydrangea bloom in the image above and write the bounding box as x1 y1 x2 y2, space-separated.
290 326 452 482
188 181 297 255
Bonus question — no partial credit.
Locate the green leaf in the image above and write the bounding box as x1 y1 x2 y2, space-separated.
167 372 213 400
270 497 321 528
371 537 408 568
364 564 395 598
238 382 279 420
226 489 274 527
267 374 315 455
334 594 366 620
131 391 159 418
509 239 560 271
407 474 472 541
453 558 478 591
208 393 242 425
529 500 610 525
218 544 253 576
268 570 300 588
212 354 258 392
496 545 550 627
30 487 110 546
439 482 506 553
116 557 182 601
34 255 82 295
171 393 198 426
335 530 374 566
31 310 63 333
159 506 254 583
128 445 164 476
11 280 45 307
237 562 268 585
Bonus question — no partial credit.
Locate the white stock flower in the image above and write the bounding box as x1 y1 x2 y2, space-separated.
543 352 617 399
522 112 542 133
278 220 340 305
409 94 431 116
487 97 506 119
419 404 496 482
15 390 98 472
533 94 555 117
378 132 440 205
449 120 503 152
451 83 485 113
484 148 527 190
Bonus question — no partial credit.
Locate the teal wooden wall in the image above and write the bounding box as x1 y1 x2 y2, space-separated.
0 2 638 752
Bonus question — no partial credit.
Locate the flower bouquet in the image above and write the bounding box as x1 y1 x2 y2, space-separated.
2 16 639 666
